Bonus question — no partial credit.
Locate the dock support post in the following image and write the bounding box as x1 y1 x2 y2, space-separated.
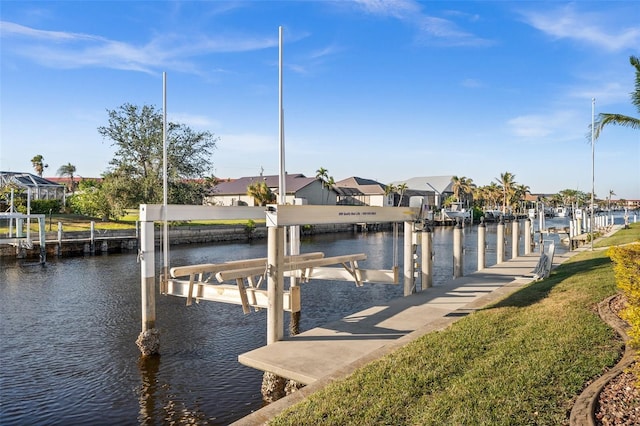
267 226 284 344
136 220 159 356
37 217 46 264
403 221 415 296
288 225 301 336
512 219 520 258
453 218 463 278
90 221 96 254
524 218 532 255
421 225 433 289
477 217 486 271
57 222 62 256
262 225 288 403
496 216 505 264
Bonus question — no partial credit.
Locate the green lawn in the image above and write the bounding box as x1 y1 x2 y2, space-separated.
0 212 262 233
268 223 639 425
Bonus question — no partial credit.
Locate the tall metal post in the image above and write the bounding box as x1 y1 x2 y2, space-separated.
590 97 595 251
477 217 486 270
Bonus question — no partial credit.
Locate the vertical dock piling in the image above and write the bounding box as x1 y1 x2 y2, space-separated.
421 225 433 289
453 219 463 278
511 219 519 258
497 216 505 264
477 218 486 270
136 220 159 356
267 226 284 345
404 221 415 296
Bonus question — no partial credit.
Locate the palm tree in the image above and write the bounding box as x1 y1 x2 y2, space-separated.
57 163 77 193
513 184 531 214
324 175 335 205
315 167 329 205
247 181 275 206
384 184 396 207
593 55 640 140
495 172 516 214
487 183 502 210
396 183 408 207
31 155 48 177
451 176 475 206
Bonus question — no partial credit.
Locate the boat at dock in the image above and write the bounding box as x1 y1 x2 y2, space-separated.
441 202 471 222
554 206 571 218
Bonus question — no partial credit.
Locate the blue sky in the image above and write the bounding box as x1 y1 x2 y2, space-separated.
1 1 639 199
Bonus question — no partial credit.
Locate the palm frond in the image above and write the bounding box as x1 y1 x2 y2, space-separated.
593 113 640 139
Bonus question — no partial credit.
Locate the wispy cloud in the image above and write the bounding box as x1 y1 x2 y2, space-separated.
351 0 491 47
218 133 276 154
170 113 220 130
0 20 278 74
507 110 583 141
461 78 484 89
519 5 640 51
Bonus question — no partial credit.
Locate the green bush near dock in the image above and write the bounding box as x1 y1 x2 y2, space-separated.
268 224 640 426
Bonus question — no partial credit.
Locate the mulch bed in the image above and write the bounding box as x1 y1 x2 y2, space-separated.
594 294 640 425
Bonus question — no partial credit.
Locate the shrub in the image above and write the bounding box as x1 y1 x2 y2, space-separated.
608 244 640 349
29 199 62 214
245 219 256 239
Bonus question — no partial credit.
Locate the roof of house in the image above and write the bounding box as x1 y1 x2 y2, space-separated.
334 176 387 195
0 171 65 189
211 173 318 195
391 176 455 194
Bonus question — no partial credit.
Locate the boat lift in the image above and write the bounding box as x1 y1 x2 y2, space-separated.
138 204 421 349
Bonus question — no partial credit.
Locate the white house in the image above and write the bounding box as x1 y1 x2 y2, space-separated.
205 173 337 206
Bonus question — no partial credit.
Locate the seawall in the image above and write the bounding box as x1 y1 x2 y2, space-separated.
0 222 366 260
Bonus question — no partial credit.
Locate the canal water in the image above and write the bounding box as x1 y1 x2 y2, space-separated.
0 216 591 425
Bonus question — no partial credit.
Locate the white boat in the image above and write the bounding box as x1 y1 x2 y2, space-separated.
442 202 471 222
555 207 569 218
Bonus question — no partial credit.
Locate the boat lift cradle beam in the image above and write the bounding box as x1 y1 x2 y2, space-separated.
138 204 420 345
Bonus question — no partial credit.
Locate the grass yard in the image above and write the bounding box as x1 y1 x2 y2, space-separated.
268 224 639 425
0 211 262 234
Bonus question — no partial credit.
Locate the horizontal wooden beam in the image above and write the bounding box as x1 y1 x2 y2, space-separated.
216 253 368 282
170 252 325 278
165 280 300 312
139 204 266 222
308 266 399 284
265 205 419 226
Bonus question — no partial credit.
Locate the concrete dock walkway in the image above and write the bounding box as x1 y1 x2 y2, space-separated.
232 246 579 425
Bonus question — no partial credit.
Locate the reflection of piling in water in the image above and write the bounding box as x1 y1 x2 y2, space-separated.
138 354 160 424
